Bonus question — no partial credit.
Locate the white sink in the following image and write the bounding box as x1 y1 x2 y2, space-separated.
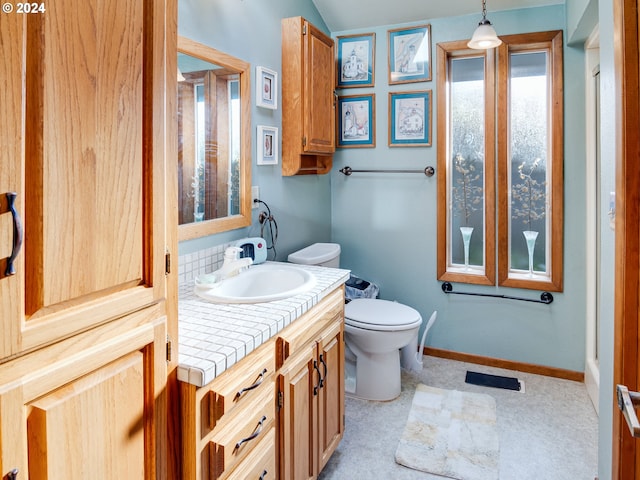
194 263 317 304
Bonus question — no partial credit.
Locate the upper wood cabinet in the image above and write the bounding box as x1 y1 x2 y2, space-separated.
0 0 169 360
281 17 336 176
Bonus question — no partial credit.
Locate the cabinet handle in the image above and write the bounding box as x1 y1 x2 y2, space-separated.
235 368 268 399
8 468 19 479
313 360 322 396
5 192 23 276
319 354 328 389
259 469 268 480
235 415 267 450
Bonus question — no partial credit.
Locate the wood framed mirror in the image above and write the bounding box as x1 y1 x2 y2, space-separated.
177 36 251 241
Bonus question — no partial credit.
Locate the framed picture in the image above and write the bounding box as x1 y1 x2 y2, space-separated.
388 90 432 147
337 94 375 148
256 125 278 165
336 33 375 88
256 66 277 109
387 24 431 84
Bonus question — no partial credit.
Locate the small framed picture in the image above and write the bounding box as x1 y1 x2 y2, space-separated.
337 94 375 148
336 33 375 88
256 66 277 109
257 125 278 165
387 24 431 84
388 90 432 147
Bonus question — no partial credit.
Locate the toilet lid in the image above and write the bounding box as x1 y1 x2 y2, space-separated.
345 299 422 330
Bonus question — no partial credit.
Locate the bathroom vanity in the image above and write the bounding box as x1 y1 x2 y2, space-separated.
178 262 349 479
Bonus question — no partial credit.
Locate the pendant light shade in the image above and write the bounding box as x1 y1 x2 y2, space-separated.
468 0 502 50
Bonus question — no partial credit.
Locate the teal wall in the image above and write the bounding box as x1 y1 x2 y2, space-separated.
331 5 589 374
566 0 599 44
178 0 333 256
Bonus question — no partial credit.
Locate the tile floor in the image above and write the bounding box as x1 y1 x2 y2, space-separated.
319 355 598 480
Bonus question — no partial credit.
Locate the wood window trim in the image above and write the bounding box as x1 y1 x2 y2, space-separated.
436 40 496 286
497 30 564 292
437 31 564 292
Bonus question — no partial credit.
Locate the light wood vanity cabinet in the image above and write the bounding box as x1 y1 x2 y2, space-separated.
0 0 173 477
281 16 336 176
180 287 345 480
276 288 345 480
180 341 277 480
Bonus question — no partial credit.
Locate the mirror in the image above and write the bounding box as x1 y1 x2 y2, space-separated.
177 36 251 241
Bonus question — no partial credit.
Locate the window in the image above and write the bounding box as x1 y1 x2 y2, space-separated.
437 31 563 291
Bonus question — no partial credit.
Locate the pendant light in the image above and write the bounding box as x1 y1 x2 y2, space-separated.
468 0 502 49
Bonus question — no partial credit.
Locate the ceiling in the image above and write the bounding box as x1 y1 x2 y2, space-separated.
311 0 564 32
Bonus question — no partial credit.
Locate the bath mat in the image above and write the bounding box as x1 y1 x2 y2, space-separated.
395 384 499 480
465 371 521 391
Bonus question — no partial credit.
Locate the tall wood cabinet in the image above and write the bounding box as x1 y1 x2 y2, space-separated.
281 16 336 176
0 0 175 477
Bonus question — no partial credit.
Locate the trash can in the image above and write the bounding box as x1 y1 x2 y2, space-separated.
345 274 379 301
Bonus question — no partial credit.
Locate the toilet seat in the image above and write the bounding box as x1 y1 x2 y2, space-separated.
345 299 422 332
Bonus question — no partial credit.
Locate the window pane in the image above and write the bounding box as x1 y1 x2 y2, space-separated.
449 56 485 271
229 79 241 215
508 52 548 276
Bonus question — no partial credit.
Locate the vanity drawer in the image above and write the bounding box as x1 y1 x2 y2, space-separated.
209 385 275 478
276 287 344 368
204 341 274 432
224 427 276 480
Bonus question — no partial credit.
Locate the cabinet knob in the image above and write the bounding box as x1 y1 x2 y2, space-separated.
8 468 19 479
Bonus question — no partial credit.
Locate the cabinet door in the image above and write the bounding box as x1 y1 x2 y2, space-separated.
0 310 166 479
277 342 317 480
28 353 145 478
303 21 335 155
0 0 168 359
316 319 344 472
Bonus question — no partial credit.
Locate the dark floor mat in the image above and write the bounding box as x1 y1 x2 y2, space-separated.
465 371 521 391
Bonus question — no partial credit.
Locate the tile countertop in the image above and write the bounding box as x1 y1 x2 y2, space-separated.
178 262 350 387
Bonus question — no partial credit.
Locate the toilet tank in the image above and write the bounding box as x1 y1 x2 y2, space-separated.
287 243 341 268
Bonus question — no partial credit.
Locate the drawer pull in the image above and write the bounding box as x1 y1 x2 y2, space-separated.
259 469 268 480
235 415 267 450
236 368 268 399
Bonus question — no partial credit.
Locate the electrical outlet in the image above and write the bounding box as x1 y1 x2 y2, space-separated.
252 186 260 209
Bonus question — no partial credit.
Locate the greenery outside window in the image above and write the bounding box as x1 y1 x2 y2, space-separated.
437 31 563 292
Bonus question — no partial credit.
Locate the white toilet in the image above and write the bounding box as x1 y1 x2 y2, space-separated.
288 243 423 401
